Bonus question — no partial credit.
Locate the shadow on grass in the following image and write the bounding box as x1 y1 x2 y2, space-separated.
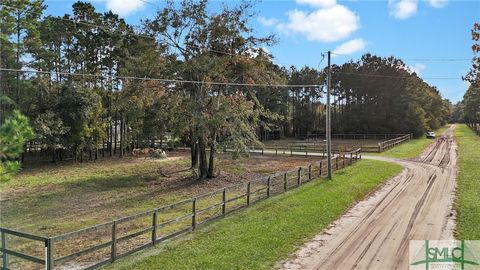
1 167 197 235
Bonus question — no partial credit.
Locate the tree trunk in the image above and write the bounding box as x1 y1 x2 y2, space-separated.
109 122 113 157
102 140 105 157
190 129 198 168
198 138 208 179
114 119 118 155
207 144 215 179
51 147 56 163
119 117 124 157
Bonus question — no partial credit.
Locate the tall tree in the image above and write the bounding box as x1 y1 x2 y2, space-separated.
0 0 44 122
461 22 480 129
146 0 280 178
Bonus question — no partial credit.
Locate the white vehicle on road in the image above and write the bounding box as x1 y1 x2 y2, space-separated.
426 131 436 138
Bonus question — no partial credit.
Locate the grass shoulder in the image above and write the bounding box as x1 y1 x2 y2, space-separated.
367 125 449 159
454 124 480 239
103 159 402 270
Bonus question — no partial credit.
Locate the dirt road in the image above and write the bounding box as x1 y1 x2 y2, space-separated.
281 125 458 270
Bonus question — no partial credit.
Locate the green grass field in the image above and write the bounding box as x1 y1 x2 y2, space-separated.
104 159 402 270
454 124 480 240
0 154 313 236
369 125 449 159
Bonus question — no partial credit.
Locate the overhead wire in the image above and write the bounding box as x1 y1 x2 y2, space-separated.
0 3 466 84
330 52 471 62
0 68 320 88
333 71 460 80
0 2 296 67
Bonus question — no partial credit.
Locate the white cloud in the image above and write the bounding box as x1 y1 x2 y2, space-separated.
258 16 279 27
389 0 418 20
105 0 145 17
333 38 367 55
296 0 337 8
277 5 359 42
427 0 448 8
410 63 426 74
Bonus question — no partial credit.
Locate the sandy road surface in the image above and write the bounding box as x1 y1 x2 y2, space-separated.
281 125 458 270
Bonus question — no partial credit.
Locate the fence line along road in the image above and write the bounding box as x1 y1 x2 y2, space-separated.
0 149 361 270
467 123 480 136
296 133 409 141
225 134 411 155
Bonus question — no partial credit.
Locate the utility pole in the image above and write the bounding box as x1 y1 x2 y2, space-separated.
326 51 332 179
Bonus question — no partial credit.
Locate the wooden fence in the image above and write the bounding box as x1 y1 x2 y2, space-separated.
297 133 408 141
0 149 361 270
467 123 480 136
377 134 412 152
252 134 411 154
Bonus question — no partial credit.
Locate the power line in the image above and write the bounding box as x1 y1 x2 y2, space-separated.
0 3 296 67
330 52 471 62
0 68 320 88
0 3 466 82
0 3 156 41
333 71 459 80
403 58 471 62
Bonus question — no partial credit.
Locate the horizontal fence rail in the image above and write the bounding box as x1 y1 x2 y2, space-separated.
296 133 408 141
378 134 412 152
1 149 362 270
255 134 411 153
467 123 480 136
239 134 410 154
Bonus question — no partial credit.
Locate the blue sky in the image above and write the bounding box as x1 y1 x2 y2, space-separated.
43 0 479 102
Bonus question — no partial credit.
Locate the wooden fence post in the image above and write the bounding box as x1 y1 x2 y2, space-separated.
192 198 197 230
290 146 293 156
335 157 339 170
343 154 345 167
305 146 308 157
152 210 158 245
275 145 278 155
222 188 226 216
1 230 8 269
297 168 302 186
350 153 353 164
111 221 117 262
267 177 271 197
262 148 264 155
247 182 251 206
284 173 287 191
45 238 53 270
308 164 312 180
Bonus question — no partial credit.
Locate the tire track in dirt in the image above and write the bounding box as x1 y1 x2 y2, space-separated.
280 125 458 270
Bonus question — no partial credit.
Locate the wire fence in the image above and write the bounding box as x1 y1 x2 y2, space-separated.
0 149 361 270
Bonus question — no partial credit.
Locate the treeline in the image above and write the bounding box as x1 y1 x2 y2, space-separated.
454 23 480 131
0 0 451 178
329 55 451 136
460 82 480 133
